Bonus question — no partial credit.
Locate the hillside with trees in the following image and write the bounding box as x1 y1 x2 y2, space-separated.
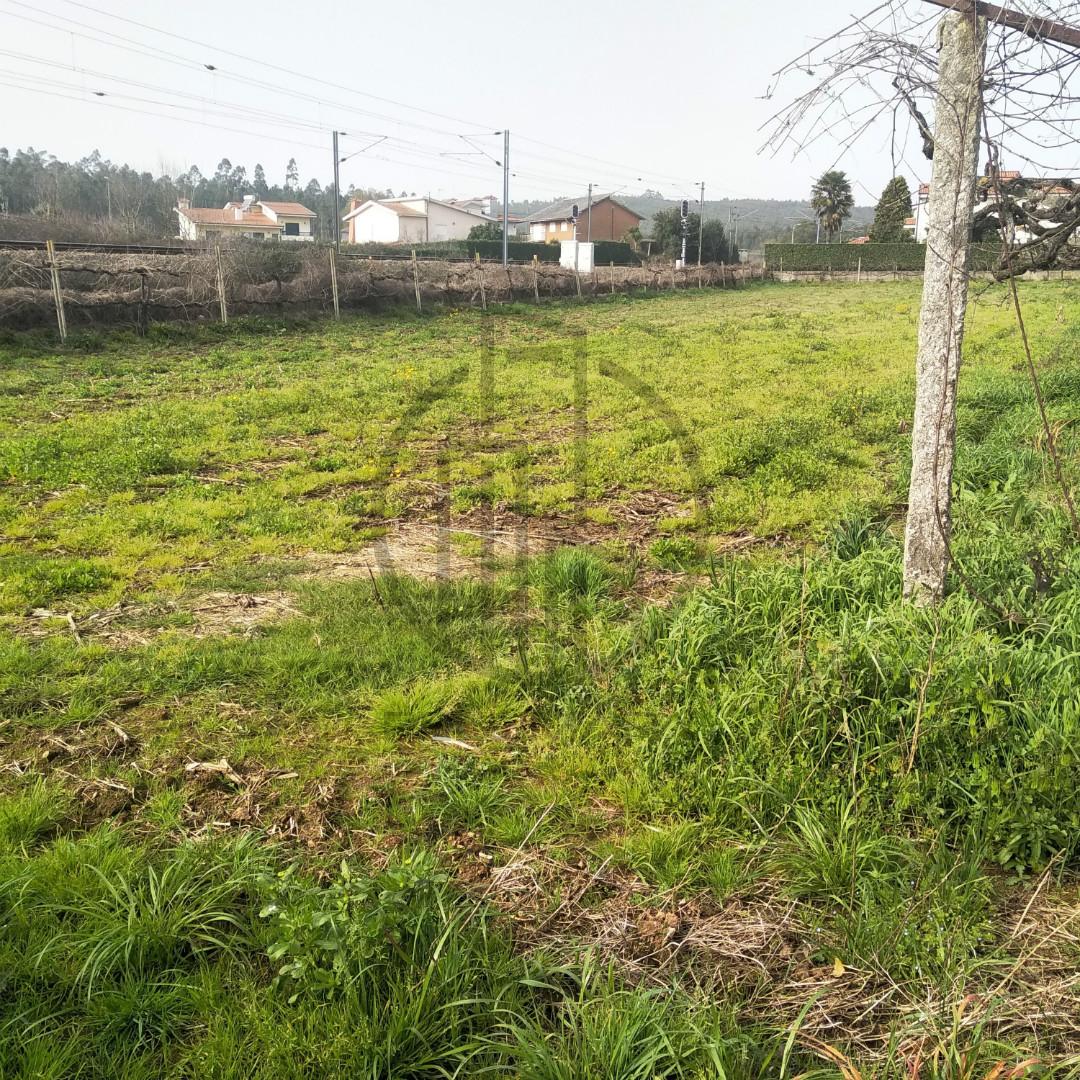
0 145 878 247
0 147 387 242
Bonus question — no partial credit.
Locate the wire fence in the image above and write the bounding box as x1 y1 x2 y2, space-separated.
0 245 760 335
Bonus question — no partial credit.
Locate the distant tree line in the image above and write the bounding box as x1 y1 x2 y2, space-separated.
0 147 393 241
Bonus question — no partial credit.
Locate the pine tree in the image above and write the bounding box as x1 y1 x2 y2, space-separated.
869 176 914 242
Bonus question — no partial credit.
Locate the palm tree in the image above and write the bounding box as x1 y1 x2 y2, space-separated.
810 170 855 243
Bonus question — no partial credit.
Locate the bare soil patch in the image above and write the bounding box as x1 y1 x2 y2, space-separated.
20 591 301 648
305 520 557 582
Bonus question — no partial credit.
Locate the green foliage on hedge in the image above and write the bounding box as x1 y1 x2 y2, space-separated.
341 240 561 263
592 240 640 266
764 243 1006 272
340 239 639 265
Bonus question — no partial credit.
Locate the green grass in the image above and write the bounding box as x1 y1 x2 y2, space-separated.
3 282 1080 1074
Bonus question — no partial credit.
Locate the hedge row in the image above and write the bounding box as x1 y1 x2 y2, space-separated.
341 239 640 266
592 241 639 266
341 240 557 262
764 243 1006 272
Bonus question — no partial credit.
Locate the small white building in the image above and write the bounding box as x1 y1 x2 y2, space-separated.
342 197 495 244
176 195 316 242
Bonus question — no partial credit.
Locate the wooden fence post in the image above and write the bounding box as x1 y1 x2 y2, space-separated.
532 254 540 302
610 260 615 295
45 240 67 343
574 267 582 300
411 248 422 314
137 271 149 336
214 243 228 325
856 256 862 285
475 253 487 311
671 264 676 290
329 248 340 320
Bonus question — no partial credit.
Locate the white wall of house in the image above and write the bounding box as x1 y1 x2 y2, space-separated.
349 202 407 243
400 215 427 243
177 214 199 242
425 202 487 241
346 198 495 244
913 198 930 243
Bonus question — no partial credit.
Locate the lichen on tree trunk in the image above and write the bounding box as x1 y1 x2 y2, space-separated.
902 9 987 604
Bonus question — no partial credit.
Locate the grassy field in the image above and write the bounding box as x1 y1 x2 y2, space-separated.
2 281 1080 1077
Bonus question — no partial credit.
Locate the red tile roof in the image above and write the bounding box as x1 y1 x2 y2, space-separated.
382 201 427 218
179 206 278 228
260 200 316 217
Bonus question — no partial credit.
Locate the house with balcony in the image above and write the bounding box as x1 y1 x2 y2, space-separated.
175 195 316 241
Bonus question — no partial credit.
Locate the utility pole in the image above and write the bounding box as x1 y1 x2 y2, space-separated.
586 183 593 244
697 181 705 266
332 130 342 253
679 199 689 267
572 202 580 273
903 5 986 603
500 129 509 267
106 178 112 222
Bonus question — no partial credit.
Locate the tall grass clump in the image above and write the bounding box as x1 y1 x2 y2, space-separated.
614 532 1080 876
1 818 763 1077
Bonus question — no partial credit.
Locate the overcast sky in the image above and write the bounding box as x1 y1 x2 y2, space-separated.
2 0 938 205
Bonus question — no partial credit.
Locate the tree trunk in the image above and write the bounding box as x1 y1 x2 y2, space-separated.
902 8 987 604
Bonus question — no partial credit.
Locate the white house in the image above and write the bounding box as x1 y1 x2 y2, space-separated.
903 172 1074 245
176 195 316 241
446 195 497 217
342 197 495 244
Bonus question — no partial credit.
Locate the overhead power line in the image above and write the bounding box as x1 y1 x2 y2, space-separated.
0 77 329 152
47 0 501 132
0 0 771 207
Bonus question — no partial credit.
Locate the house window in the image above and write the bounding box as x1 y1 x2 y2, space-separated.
548 222 555 233
284 221 300 236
